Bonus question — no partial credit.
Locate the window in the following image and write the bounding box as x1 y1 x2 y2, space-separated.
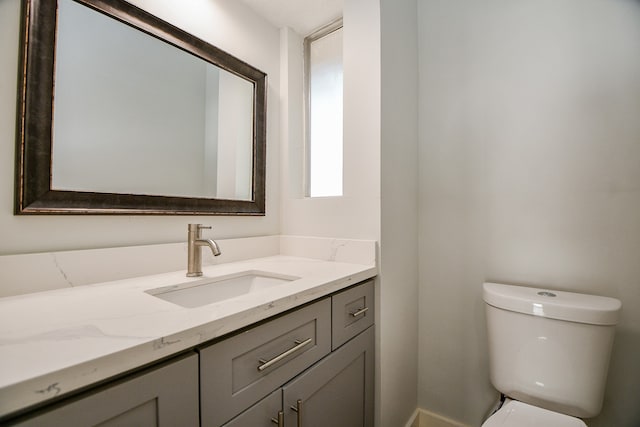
305 21 343 198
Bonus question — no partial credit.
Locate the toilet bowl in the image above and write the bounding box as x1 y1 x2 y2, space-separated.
482 398 586 427
482 282 621 427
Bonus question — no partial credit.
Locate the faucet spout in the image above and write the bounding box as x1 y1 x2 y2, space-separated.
195 239 221 257
187 224 222 277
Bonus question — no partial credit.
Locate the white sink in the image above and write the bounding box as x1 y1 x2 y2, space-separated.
145 271 299 308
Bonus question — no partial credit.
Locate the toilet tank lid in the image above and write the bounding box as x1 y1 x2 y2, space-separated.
483 282 622 325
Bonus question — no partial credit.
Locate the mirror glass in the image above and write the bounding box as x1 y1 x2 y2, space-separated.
53 0 254 200
16 0 266 215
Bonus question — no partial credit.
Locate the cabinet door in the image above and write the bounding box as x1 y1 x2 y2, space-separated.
12 353 199 427
282 326 374 427
223 389 283 427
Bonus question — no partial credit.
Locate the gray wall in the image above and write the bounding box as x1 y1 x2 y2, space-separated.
417 0 640 426
379 0 420 425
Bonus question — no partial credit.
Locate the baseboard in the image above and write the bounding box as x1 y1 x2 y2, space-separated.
404 408 422 427
404 408 470 427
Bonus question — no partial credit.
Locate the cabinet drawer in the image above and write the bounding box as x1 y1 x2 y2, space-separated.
200 298 331 426
332 280 374 350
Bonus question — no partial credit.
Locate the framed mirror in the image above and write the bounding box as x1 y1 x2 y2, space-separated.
15 0 267 215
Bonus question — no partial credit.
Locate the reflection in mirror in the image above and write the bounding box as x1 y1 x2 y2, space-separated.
16 0 266 215
53 0 254 200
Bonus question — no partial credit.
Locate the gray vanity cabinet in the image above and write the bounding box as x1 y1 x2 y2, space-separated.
200 279 375 427
11 352 199 427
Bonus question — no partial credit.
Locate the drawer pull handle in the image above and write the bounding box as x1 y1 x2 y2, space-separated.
271 410 284 426
258 338 313 371
349 307 369 317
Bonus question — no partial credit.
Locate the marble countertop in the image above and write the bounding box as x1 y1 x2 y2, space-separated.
0 252 376 419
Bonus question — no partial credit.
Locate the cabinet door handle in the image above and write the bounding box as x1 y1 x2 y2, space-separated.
258 338 313 371
290 399 303 426
349 307 369 317
271 410 284 426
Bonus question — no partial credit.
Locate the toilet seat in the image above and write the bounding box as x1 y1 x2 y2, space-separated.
482 399 587 427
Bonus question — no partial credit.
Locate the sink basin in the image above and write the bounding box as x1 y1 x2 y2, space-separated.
145 271 299 308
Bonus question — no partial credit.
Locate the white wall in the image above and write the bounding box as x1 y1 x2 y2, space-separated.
379 0 419 426
279 0 380 241
0 0 280 255
417 1 640 426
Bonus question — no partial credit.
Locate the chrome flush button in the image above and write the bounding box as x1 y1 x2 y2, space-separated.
537 291 557 297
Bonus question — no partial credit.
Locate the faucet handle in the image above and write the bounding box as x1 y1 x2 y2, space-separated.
188 224 211 237
188 223 211 231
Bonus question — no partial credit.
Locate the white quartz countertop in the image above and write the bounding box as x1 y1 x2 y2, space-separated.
0 253 376 419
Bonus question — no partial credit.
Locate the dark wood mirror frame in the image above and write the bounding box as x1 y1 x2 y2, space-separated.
15 0 267 215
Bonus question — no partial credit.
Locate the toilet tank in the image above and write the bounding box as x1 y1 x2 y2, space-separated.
483 282 621 418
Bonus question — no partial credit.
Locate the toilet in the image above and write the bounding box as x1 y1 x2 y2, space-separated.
482 282 621 427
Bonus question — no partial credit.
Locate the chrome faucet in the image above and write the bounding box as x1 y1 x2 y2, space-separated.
187 224 221 277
